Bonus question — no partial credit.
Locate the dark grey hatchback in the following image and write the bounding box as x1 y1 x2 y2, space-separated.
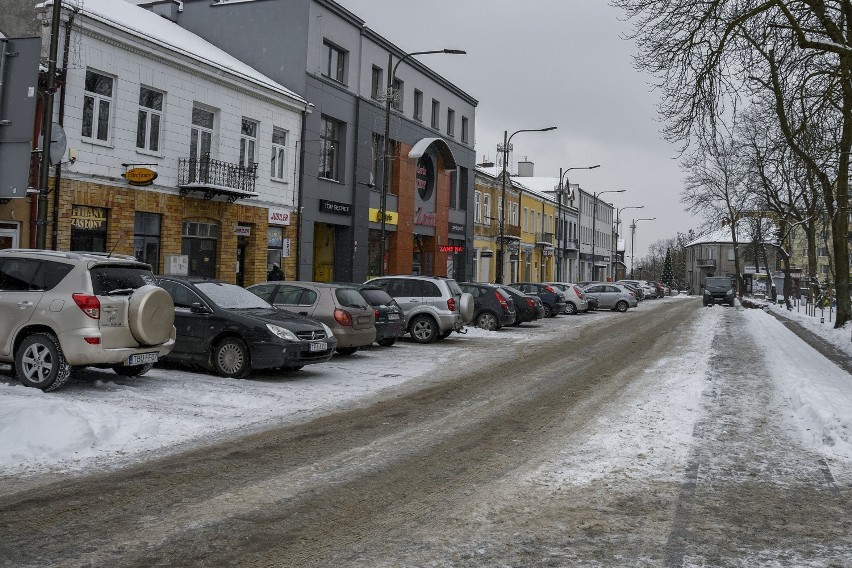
155 276 337 377
459 282 516 330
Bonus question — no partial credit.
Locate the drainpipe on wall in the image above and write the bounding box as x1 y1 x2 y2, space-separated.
295 107 308 281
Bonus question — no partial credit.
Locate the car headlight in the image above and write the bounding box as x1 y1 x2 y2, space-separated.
726 289 733 296
267 323 299 342
321 322 334 338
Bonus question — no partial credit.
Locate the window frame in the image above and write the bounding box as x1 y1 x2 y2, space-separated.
319 115 343 182
431 99 440 129
461 116 469 143
371 65 383 100
322 40 347 84
413 89 423 121
133 212 162 274
270 127 288 181
391 77 403 111
446 107 455 137
239 118 259 169
136 86 164 153
82 69 115 144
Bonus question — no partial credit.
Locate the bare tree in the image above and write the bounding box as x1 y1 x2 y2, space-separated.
614 0 852 327
0 0 40 37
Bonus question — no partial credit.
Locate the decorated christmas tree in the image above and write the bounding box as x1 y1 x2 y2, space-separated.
662 248 675 288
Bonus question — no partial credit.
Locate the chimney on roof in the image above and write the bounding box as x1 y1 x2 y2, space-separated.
517 160 534 177
136 0 184 22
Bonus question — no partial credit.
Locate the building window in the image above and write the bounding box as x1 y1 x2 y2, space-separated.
240 118 258 168
461 116 469 143
271 127 288 181
190 106 215 164
483 194 491 224
447 108 455 137
431 99 440 129
267 226 287 274
449 170 458 209
319 115 342 181
136 86 163 152
322 41 346 83
370 132 384 186
474 192 482 223
82 70 114 142
414 89 423 121
371 65 383 100
392 77 403 111
134 212 162 273
71 205 108 252
524 208 529 232
459 167 468 211
511 202 518 225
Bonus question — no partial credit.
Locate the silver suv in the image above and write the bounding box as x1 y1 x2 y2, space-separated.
0 249 176 391
365 276 473 343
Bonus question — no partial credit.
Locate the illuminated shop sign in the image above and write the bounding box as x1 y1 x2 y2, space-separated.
439 245 464 253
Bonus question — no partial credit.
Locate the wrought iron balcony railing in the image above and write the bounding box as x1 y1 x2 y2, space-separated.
697 258 716 268
536 232 555 246
178 154 259 202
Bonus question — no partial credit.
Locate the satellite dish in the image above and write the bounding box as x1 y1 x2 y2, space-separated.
37 123 67 166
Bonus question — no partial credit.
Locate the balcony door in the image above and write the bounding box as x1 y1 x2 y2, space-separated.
189 107 214 182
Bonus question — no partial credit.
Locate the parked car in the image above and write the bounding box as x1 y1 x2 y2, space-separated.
615 280 645 300
459 282 516 330
543 282 589 314
497 285 542 325
247 281 375 355
582 283 638 312
155 276 336 377
509 282 567 317
347 284 406 347
586 296 600 310
365 276 474 343
0 249 176 391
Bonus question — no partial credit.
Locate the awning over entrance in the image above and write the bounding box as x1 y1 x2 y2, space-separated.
408 137 458 171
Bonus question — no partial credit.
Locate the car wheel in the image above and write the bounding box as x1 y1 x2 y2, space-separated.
377 337 397 347
542 304 553 318
409 315 438 343
615 300 629 313
336 346 358 356
15 333 72 392
212 337 250 378
476 311 499 331
565 302 577 315
112 363 154 377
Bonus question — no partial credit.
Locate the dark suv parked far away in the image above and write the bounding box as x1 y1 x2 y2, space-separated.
459 282 516 330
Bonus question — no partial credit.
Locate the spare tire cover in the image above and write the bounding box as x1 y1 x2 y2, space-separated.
459 292 474 322
128 285 175 346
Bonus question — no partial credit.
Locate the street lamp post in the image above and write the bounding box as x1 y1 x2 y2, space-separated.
555 165 599 281
379 48 465 276
614 205 644 280
590 189 625 281
630 217 656 279
496 126 558 284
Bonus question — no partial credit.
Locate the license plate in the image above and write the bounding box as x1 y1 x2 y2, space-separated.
128 352 158 365
387 313 400 320
310 342 327 352
358 316 372 325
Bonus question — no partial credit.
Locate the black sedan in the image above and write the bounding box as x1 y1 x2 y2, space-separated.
497 285 541 325
155 276 337 377
459 282 516 330
347 284 406 347
509 282 567 317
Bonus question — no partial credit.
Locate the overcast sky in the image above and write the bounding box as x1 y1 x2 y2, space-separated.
335 0 698 259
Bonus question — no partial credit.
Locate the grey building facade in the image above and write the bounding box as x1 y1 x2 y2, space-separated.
162 0 477 282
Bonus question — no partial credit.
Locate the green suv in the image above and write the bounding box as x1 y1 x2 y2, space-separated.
0 250 176 391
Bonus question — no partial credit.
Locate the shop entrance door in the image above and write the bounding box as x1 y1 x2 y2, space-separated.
236 236 247 286
0 223 19 250
183 238 217 278
313 223 335 282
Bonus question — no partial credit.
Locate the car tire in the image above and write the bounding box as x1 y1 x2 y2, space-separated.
616 300 629 313
128 285 175 346
212 337 250 378
409 315 438 343
336 346 358 356
542 304 553 318
112 363 154 377
476 311 500 331
377 337 397 347
565 302 577 315
15 333 72 392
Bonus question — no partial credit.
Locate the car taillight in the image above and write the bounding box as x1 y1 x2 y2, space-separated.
334 308 353 327
544 285 556 293
495 291 510 310
629 292 636 298
526 298 536 307
374 309 381 319
573 286 585 299
447 297 456 311
73 293 100 319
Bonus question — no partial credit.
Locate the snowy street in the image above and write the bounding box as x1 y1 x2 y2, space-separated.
1 297 852 566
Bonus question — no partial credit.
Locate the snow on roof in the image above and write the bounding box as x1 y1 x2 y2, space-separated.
686 219 778 247
46 0 308 108
475 166 562 204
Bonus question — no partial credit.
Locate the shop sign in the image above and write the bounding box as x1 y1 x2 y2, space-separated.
414 206 436 227
71 205 107 230
122 166 157 186
283 238 291 257
448 222 465 234
369 208 398 225
439 245 464 253
268 207 291 225
234 225 251 236
319 199 352 216
416 154 435 201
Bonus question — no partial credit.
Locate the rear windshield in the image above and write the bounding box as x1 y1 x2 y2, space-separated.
90 265 156 295
445 279 463 296
359 288 394 306
336 287 369 308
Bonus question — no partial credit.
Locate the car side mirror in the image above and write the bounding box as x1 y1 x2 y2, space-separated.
190 302 210 314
